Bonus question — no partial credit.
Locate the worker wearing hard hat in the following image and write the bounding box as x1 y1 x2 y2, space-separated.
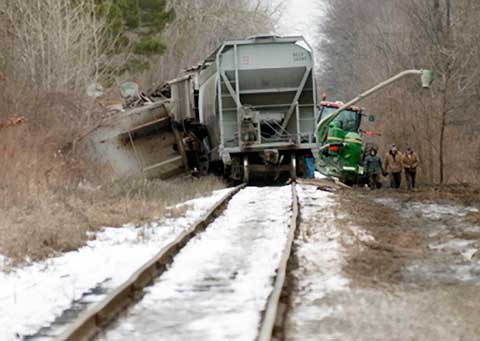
384 144 403 189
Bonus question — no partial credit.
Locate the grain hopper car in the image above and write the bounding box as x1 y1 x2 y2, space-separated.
86 36 319 183
195 35 318 182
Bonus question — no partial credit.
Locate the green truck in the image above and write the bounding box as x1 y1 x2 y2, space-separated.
316 100 378 185
315 69 435 185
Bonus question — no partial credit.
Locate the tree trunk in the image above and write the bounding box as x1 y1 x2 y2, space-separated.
438 0 452 185
439 84 448 185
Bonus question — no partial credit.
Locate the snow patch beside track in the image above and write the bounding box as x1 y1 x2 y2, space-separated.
285 185 350 340
100 186 293 341
0 188 234 341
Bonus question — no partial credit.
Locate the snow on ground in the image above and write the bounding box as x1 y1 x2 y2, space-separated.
287 187 480 341
375 196 480 285
409 202 478 220
0 188 234 341
347 225 375 244
374 198 479 220
99 186 293 341
285 185 350 339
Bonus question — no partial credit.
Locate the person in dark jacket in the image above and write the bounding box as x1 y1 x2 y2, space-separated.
364 147 384 189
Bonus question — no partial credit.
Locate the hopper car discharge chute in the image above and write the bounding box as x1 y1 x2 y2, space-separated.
196 35 318 182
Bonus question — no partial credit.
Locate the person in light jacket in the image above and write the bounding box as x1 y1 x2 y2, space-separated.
402 147 420 191
384 144 403 189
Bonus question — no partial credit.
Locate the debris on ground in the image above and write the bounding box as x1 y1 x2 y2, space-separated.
0 116 26 130
295 178 349 192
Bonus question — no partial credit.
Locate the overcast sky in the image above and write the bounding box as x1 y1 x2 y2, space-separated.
275 0 325 46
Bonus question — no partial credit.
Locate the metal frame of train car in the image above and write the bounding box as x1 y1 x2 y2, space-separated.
198 35 318 182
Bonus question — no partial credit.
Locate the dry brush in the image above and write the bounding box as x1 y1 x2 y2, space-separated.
1 0 283 265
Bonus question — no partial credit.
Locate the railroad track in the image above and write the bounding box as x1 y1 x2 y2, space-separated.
257 184 299 341
60 184 299 341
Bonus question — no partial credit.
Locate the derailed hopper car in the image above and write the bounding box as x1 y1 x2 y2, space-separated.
198 36 318 182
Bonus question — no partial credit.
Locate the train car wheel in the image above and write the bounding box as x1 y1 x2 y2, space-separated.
243 156 249 183
290 154 297 180
198 154 209 176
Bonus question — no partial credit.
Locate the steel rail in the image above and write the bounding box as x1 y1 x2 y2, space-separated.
58 184 246 341
257 184 299 341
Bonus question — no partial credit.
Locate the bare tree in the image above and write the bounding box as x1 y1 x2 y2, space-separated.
317 0 480 185
144 0 283 85
0 0 119 93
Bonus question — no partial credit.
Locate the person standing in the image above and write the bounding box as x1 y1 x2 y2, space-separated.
304 151 316 179
402 147 420 191
364 147 384 189
384 144 403 189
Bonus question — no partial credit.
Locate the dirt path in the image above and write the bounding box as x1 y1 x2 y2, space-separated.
284 185 480 341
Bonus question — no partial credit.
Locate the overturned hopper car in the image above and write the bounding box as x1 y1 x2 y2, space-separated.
194 35 318 182
88 100 188 180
